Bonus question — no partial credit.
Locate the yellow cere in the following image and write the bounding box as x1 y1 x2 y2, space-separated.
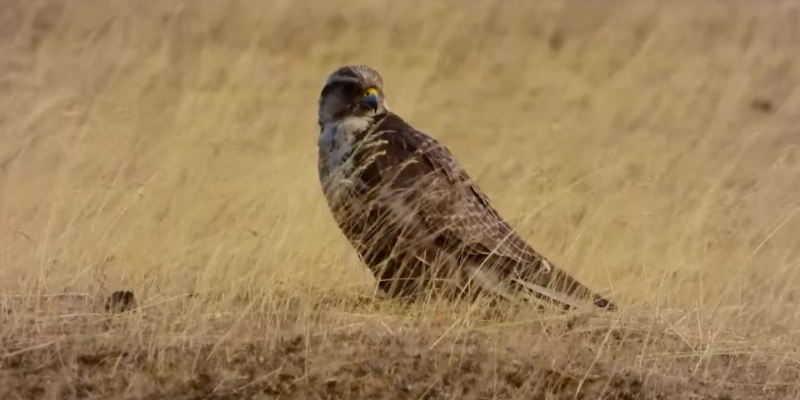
364 87 379 97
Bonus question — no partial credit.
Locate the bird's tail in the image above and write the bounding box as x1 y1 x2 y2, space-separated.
464 256 616 311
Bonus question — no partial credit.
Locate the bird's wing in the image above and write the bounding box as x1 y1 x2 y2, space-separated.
350 114 530 260
351 113 614 309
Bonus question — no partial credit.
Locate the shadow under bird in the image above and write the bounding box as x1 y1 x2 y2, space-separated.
316 65 615 311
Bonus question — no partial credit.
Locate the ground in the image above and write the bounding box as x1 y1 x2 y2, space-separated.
1 0 800 398
2 293 795 399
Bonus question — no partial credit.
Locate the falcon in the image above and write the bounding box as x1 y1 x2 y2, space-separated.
316 65 615 310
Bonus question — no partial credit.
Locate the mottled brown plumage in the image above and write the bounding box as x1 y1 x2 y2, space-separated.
317 65 615 310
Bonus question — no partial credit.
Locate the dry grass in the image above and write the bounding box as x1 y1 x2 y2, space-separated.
2 0 800 398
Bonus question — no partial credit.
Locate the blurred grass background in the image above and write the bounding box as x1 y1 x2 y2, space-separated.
1 0 800 332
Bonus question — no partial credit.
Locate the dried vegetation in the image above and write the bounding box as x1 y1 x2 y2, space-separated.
2 0 800 398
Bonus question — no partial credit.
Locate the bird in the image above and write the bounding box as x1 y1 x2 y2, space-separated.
316 65 615 311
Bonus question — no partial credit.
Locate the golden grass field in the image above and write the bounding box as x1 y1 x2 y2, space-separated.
2 0 800 398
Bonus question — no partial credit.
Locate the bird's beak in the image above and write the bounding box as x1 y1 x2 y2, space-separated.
359 89 380 112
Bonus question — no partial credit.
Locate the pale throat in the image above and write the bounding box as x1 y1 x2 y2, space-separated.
318 115 373 180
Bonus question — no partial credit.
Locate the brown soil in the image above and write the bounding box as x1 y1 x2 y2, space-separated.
1 294 797 399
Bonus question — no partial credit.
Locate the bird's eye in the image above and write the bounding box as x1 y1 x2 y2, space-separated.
339 82 360 97
320 81 361 99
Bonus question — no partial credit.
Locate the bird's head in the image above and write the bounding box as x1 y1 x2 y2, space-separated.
318 65 390 127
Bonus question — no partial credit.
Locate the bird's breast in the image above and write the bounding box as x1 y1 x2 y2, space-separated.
317 117 374 177
318 123 354 180
318 117 377 213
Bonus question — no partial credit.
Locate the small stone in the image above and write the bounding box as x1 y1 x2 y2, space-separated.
105 290 137 313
